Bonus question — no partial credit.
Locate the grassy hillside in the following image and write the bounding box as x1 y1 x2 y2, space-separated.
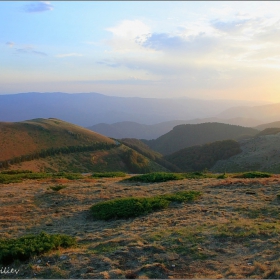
212 133 280 173
120 138 181 172
0 118 115 162
255 127 280 137
165 140 242 172
143 122 258 155
0 118 170 173
254 120 280 131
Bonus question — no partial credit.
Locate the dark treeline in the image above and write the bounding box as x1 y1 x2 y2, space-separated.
0 142 116 169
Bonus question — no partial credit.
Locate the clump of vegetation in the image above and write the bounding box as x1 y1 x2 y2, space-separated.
0 232 76 264
90 191 201 220
52 172 83 180
0 172 49 184
0 170 33 174
91 172 126 178
235 171 272 178
0 171 84 184
126 172 184 183
125 172 215 183
50 184 67 191
217 173 227 179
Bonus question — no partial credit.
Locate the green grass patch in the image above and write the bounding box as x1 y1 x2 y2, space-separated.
125 172 215 183
0 170 33 174
50 184 67 192
0 171 83 184
52 172 83 180
0 232 76 264
234 171 272 178
214 220 280 240
89 242 121 254
90 191 201 220
91 172 126 178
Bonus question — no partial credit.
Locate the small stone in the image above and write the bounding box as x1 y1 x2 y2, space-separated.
60 255 67 260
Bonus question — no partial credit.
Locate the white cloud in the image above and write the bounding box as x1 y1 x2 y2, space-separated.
105 20 152 53
55 53 83 58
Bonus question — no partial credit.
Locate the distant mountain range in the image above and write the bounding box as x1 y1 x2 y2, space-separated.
88 117 263 140
0 92 267 127
217 103 280 123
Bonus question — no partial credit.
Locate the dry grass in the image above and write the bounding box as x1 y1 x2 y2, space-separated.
1 176 280 278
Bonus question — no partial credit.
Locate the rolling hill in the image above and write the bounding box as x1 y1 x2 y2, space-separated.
254 120 280 131
165 140 242 172
211 132 280 173
143 122 259 155
0 118 169 173
87 120 189 140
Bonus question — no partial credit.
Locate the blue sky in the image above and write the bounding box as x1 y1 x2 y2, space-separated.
1 1 280 102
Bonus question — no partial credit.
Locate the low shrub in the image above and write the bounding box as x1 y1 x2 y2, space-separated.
125 172 215 183
0 232 76 264
125 172 184 183
50 184 67 191
157 191 201 203
91 172 126 178
0 170 33 174
235 171 272 178
90 191 201 220
53 172 83 180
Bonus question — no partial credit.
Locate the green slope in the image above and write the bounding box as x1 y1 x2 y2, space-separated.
165 140 241 172
143 122 258 155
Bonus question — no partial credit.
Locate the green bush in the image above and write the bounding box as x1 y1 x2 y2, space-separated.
157 191 201 202
235 172 272 178
90 191 201 220
1 170 33 174
52 172 83 180
0 232 76 264
91 172 126 178
125 172 215 183
50 184 67 191
125 172 184 183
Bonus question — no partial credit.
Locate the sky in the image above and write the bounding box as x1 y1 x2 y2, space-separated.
1 1 280 102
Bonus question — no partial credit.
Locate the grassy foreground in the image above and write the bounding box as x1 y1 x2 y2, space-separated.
0 171 280 278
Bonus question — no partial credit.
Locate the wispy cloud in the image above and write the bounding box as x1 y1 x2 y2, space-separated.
24 1 53 13
55 53 83 58
16 46 47 56
73 78 156 85
6 41 15 48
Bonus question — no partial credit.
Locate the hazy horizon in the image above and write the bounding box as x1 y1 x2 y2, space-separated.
1 1 280 102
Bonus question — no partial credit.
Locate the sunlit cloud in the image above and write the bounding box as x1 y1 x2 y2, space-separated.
55 53 83 58
105 20 152 53
23 1 53 13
